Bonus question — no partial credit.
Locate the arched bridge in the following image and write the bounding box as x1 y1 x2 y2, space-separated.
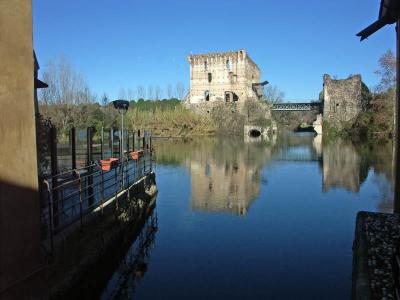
272 102 322 112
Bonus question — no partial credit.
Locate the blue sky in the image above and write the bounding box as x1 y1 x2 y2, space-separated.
33 0 396 101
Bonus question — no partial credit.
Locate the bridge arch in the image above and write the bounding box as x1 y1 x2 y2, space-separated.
248 129 261 137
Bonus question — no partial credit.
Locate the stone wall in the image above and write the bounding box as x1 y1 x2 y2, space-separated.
322 74 362 128
186 50 261 110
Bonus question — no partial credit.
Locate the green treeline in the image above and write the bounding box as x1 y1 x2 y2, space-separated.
129 98 181 112
38 57 215 136
38 50 395 142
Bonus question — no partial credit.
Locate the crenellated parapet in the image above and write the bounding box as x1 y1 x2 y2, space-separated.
189 49 246 64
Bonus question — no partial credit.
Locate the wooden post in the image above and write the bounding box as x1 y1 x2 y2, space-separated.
87 127 94 206
127 129 130 154
101 127 104 160
49 126 59 227
50 126 58 177
119 133 122 160
394 21 400 213
150 135 152 151
110 128 114 157
71 127 76 170
132 130 135 151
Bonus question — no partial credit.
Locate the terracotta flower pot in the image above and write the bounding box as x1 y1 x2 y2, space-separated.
100 157 119 171
130 151 139 160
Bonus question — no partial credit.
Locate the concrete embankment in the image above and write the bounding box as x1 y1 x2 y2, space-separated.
352 211 372 300
352 211 400 300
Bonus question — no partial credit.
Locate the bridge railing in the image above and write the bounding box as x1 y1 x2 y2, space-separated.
271 102 322 112
40 149 156 249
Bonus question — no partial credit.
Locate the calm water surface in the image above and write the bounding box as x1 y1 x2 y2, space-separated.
101 133 394 299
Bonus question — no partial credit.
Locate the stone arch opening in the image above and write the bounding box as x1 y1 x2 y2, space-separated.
248 129 261 137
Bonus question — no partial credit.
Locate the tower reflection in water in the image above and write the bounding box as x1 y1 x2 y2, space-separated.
187 138 273 215
154 133 394 215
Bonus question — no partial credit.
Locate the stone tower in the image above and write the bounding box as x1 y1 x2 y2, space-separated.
186 50 265 111
322 74 362 128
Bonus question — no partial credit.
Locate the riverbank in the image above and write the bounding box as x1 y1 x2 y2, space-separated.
127 106 216 137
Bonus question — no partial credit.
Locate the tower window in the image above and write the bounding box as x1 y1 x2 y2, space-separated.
204 61 208 70
226 59 231 70
208 73 212 83
205 90 210 101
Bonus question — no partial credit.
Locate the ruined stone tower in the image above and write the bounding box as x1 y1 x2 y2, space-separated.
322 74 362 128
186 50 266 111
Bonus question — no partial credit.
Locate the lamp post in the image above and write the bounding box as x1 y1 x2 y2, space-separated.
113 100 130 158
113 100 129 189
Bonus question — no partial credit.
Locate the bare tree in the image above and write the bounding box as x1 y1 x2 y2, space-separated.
176 82 186 100
118 88 126 100
147 85 154 100
375 49 396 92
127 88 135 101
39 56 95 131
166 84 173 99
263 85 285 104
137 85 146 99
154 85 162 100
101 92 109 106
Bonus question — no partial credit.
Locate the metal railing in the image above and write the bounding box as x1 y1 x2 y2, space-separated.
41 150 156 247
272 102 322 111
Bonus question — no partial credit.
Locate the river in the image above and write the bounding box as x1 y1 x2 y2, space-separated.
99 132 394 299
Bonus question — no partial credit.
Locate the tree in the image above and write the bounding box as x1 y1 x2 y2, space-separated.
375 49 396 92
361 82 372 111
39 56 95 131
101 92 109 106
127 88 135 101
243 100 271 127
155 85 162 100
263 85 285 104
166 84 174 99
137 85 146 99
118 88 126 100
147 85 154 100
176 82 186 100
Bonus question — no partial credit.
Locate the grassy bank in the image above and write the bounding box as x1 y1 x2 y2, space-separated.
126 105 216 137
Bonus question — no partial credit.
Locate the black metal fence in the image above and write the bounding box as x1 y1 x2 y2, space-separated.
42 126 152 176
39 126 155 250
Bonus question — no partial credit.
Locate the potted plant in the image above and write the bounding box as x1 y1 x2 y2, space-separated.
100 157 119 171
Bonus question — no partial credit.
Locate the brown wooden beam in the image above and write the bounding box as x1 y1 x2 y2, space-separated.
395 21 400 213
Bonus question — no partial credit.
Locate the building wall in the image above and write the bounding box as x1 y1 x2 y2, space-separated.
322 74 362 128
0 0 42 292
187 50 261 110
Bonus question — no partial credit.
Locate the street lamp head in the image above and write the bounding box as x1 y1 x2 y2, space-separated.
113 99 130 111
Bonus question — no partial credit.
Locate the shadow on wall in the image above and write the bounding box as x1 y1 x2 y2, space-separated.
0 180 44 298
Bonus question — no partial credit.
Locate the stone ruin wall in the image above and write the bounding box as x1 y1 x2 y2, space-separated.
186 50 261 113
322 74 362 128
